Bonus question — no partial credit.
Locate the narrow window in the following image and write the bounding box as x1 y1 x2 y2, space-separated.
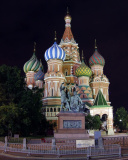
52 88 54 96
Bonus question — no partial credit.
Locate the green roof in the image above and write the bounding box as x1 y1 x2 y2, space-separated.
94 89 107 106
91 105 111 108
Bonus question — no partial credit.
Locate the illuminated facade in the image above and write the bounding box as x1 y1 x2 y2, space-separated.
23 12 114 135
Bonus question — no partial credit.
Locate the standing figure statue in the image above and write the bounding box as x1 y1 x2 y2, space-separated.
60 82 70 111
70 91 83 111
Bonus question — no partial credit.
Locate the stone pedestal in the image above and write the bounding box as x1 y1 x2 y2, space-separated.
54 112 89 139
108 128 114 135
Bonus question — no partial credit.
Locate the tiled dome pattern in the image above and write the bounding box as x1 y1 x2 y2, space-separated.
75 61 92 77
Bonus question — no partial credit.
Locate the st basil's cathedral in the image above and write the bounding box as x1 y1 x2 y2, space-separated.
23 12 114 135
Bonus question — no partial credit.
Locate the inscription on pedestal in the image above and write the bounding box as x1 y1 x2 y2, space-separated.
63 120 82 128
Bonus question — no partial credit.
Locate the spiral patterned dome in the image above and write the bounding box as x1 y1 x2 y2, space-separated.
75 60 92 77
23 53 40 73
44 42 65 61
89 49 105 67
34 67 44 81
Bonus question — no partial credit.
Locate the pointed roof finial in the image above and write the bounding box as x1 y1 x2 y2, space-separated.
54 31 57 42
95 39 97 50
33 42 36 53
82 50 84 61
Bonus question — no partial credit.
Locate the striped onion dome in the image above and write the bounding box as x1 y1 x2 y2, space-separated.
89 49 105 67
23 53 40 73
34 67 44 81
75 60 92 77
44 42 65 61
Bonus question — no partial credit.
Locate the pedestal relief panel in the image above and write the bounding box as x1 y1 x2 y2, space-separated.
63 120 82 128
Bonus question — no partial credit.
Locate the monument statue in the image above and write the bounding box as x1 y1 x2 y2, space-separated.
60 83 88 112
60 82 71 111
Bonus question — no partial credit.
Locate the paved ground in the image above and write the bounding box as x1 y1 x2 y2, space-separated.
0 154 127 160
1 147 128 160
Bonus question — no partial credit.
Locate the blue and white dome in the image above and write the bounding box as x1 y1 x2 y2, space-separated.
44 42 65 61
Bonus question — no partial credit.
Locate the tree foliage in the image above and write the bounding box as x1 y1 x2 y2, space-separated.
0 65 50 136
85 114 101 130
114 107 128 131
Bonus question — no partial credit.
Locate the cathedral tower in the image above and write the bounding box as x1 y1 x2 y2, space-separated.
75 51 93 106
59 10 81 93
23 43 43 89
43 35 66 122
89 40 110 105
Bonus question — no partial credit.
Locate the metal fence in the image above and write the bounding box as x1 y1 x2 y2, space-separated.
0 143 121 158
89 144 121 158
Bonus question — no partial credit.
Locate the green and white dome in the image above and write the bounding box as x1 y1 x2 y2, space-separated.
23 53 41 73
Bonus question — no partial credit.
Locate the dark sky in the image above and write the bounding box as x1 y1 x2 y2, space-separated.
0 0 128 111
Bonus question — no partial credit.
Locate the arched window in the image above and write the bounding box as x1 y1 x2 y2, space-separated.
54 108 56 112
102 114 108 121
52 88 54 96
50 108 53 112
65 69 68 76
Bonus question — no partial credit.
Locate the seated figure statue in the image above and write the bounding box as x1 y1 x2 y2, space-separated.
70 91 84 112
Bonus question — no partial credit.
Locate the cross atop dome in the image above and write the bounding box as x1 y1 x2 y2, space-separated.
54 31 57 42
33 42 36 53
95 39 97 50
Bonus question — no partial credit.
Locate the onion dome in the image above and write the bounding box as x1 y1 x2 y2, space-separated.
44 32 65 61
34 67 44 81
23 42 40 73
89 39 105 67
75 51 92 77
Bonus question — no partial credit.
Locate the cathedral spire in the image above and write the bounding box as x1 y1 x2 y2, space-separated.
61 8 75 43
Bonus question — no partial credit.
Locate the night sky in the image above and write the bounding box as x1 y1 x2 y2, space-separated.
0 0 128 111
